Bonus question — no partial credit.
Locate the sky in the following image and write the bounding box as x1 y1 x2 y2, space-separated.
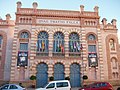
0 0 120 41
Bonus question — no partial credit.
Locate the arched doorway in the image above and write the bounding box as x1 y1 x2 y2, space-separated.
70 63 81 87
36 63 48 88
54 63 65 80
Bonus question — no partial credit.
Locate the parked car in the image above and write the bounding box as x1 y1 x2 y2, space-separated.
79 82 114 90
0 84 26 90
36 80 71 90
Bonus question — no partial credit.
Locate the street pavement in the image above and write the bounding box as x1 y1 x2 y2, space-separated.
71 86 119 90
27 86 120 90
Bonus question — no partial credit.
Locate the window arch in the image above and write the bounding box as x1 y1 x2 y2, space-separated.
111 57 117 69
20 32 29 38
19 32 29 51
88 34 96 41
0 35 2 48
69 32 80 52
87 34 97 54
37 31 49 53
53 32 64 53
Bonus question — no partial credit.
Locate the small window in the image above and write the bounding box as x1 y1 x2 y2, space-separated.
9 85 18 89
111 58 117 69
88 34 96 40
56 82 68 88
0 36 2 48
88 45 96 53
20 32 29 38
0 56 1 60
20 43 28 51
110 39 115 50
46 83 55 89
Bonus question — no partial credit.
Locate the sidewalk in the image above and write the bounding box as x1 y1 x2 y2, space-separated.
114 86 119 90
70 86 120 90
27 86 120 90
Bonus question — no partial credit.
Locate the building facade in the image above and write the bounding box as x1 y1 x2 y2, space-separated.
0 14 15 81
0 1 120 88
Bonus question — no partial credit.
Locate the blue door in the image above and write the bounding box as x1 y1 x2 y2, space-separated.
70 63 81 87
36 63 48 88
54 63 65 80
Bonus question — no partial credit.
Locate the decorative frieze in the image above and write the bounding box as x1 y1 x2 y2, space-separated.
36 19 80 26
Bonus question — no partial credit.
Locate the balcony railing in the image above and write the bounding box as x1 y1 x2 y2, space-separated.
69 52 81 56
36 52 49 56
36 51 83 57
53 52 65 57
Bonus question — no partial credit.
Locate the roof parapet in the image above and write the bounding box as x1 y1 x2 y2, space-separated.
102 18 117 29
17 1 22 8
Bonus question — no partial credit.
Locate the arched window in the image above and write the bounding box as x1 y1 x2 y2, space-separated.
53 32 64 53
88 34 96 41
37 31 48 53
0 35 2 48
110 39 115 50
116 72 119 78
111 58 117 69
113 72 115 78
20 32 29 38
69 32 80 52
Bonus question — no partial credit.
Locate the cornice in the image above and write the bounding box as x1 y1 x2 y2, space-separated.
16 8 100 19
